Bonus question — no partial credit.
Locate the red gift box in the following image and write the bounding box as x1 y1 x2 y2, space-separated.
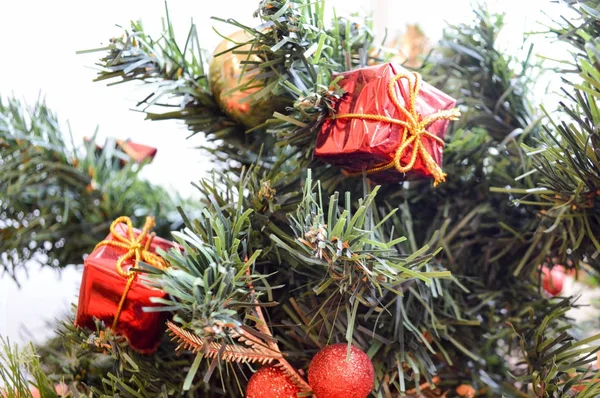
315 63 459 185
116 139 158 163
75 217 176 354
84 137 157 165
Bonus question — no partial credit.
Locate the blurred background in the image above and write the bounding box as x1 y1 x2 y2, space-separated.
0 0 578 347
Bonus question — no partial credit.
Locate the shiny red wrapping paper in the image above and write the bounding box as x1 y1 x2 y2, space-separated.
116 139 158 163
315 63 457 182
85 137 157 165
75 223 176 354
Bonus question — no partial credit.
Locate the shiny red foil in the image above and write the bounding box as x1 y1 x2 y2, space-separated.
84 137 157 165
75 223 176 354
116 139 158 163
315 63 457 182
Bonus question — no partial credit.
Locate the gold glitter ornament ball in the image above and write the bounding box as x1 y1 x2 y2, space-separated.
308 343 375 398
209 30 285 128
246 365 300 398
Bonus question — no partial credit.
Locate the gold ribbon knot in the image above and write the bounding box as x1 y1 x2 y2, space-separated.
94 216 168 329
333 71 460 186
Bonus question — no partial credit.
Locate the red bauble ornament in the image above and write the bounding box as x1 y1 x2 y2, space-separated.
308 343 374 398
541 265 566 296
246 366 300 398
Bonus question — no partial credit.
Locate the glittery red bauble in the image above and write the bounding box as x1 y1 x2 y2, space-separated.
308 343 374 398
542 265 566 296
246 366 300 398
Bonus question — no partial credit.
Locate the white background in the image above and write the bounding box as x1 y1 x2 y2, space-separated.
0 0 587 348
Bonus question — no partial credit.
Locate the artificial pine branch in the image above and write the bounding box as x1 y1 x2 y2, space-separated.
225 0 380 154
545 0 600 56
221 0 377 101
34 313 197 397
84 4 234 140
0 337 67 398
431 7 540 140
0 97 182 282
10 1 600 397
84 5 294 175
85 0 382 171
509 0 600 273
264 170 476 395
139 163 466 395
350 4 600 395
144 167 313 393
273 170 453 311
167 310 312 392
167 321 282 364
509 298 600 396
144 190 275 395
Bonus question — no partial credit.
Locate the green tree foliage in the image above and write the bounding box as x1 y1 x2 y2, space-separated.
1 1 600 397
0 97 184 282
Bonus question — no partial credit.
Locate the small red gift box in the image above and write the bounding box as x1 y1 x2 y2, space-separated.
85 137 157 165
315 63 459 184
75 217 176 354
116 139 158 163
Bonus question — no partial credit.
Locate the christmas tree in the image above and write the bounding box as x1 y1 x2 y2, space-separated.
2 0 600 397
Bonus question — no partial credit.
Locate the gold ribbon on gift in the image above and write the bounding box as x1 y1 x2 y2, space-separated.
94 216 168 329
333 71 460 186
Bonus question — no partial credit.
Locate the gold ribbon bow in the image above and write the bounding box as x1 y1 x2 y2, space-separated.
94 216 168 329
333 71 460 186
